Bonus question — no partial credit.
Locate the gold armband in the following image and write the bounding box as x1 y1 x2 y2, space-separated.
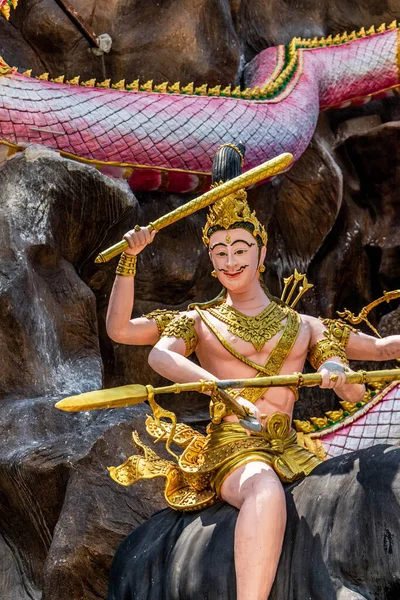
161 314 198 357
308 318 355 370
142 308 180 338
116 252 137 277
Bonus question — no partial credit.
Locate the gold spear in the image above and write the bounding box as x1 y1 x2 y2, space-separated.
55 368 400 412
94 152 294 263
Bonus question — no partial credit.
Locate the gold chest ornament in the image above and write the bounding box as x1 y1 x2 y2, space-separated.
206 300 289 352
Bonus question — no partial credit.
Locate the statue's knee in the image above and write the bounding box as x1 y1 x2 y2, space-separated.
243 472 285 506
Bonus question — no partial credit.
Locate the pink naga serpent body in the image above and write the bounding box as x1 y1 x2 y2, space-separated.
0 23 399 192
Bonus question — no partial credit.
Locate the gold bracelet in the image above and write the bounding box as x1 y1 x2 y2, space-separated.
116 252 137 277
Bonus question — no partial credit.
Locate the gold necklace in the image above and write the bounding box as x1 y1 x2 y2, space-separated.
206 300 288 352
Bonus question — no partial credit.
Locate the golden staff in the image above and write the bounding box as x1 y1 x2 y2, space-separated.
55 368 400 413
94 152 293 263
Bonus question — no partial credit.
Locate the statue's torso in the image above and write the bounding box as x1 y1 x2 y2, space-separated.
192 302 312 421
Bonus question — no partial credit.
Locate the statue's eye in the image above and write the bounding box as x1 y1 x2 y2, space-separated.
216 251 227 257
235 249 247 255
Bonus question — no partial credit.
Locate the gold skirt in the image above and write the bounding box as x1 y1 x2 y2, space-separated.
183 412 322 496
109 412 322 511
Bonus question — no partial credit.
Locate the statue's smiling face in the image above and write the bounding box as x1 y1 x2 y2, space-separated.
209 228 265 291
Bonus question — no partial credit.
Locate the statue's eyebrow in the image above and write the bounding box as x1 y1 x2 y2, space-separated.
210 242 227 251
231 240 255 247
210 240 255 250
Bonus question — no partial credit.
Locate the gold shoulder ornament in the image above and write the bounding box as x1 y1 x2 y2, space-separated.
161 314 198 356
307 318 357 370
142 308 180 338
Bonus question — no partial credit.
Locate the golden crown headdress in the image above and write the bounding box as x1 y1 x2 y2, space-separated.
202 185 268 247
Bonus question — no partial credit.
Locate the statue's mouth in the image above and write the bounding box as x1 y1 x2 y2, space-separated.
219 265 248 279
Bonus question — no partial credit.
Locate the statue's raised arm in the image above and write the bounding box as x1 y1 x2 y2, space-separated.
105 226 160 346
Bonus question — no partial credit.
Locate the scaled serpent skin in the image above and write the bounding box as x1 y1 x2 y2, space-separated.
316 382 400 459
0 24 399 192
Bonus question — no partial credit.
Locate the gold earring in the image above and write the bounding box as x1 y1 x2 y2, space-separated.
259 265 266 273
211 270 218 278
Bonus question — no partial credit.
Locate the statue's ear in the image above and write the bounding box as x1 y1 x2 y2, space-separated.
259 245 267 265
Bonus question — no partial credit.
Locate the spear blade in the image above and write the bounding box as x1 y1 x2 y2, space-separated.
55 384 148 412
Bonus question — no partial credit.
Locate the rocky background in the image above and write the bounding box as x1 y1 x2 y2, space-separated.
0 1 399 598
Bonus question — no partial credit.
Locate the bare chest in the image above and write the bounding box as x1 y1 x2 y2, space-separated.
196 310 310 371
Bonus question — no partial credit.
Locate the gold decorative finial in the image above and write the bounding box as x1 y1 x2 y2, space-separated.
231 85 241 98
154 82 168 93
51 75 65 83
0 0 18 20
293 419 316 433
126 79 139 91
221 85 232 97
181 82 194 94
339 400 359 414
208 85 221 96
66 76 80 85
168 82 181 93
325 409 344 422
194 84 208 95
0 55 15 76
310 416 329 429
140 80 153 93
112 79 126 90
97 79 111 88
0 4 9 19
81 78 96 87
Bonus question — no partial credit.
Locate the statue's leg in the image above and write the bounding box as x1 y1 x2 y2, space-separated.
220 461 286 600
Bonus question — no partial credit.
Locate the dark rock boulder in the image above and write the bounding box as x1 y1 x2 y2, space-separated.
107 445 400 600
0 394 168 600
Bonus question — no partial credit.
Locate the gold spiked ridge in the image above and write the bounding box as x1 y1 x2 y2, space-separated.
9 20 399 103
